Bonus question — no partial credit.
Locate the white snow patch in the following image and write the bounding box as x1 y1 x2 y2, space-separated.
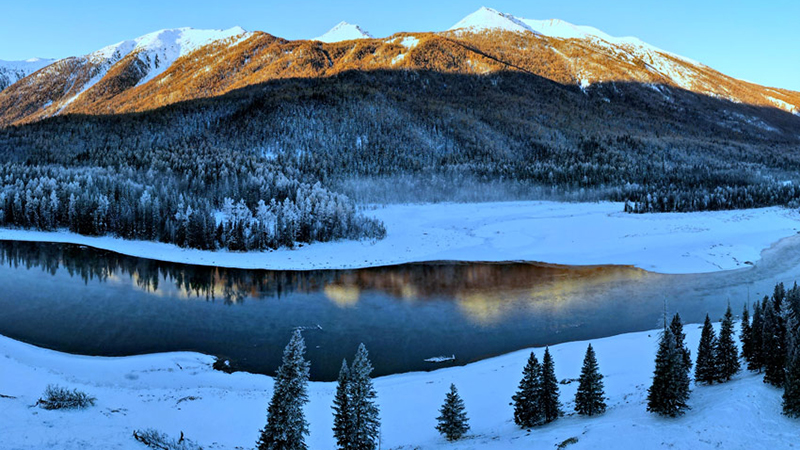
398 36 420 49
0 201 798 274
313 21 373 43
0 322 795 449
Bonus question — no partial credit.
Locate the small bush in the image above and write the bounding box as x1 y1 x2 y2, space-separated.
557 437 579 449
133 429 200 450
37 385 96 410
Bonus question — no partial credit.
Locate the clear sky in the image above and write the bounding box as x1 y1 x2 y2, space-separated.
1 0 798 91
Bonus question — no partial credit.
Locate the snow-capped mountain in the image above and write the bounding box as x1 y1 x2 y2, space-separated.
313 21 373 43
0 57 55 91
0 8 797 128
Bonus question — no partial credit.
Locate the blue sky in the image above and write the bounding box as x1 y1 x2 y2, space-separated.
1 0 798 91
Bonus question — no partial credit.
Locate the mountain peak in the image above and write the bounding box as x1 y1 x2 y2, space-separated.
313 21 373 43
449 6 537 34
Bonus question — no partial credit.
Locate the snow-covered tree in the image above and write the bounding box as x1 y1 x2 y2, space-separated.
540 347 562 424
748 300 765 372
512 351 543 428
741 303 752 363
257 330 311 450
647 326 691 417
575 344 606 416
763 299 786 387
348 344 380 450
435 384 470 441
716 304 740 382
695 315 718 385
332 360 352 450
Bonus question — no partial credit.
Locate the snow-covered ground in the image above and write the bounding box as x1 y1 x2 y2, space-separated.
0 201 798 274
0 323 794 450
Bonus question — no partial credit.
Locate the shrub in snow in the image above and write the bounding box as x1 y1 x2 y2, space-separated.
133 429 200 450
37 385 96 410
435 384 470 441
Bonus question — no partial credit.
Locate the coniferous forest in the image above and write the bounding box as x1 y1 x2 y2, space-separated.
0 69 799 249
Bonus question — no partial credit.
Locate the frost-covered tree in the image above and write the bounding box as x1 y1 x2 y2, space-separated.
574 344 606 416
540 347 562 424
695 315 718 385
647 326 691 417
716 304 740 382
783 312 800 417
332 359 352 450
435 384 470 441
762 299 786 387
348 344 380 450
257 330 311 450
512 351 543 428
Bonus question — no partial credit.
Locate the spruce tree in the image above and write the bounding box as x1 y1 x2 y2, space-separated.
741 303 752 363
348 344 380 450
574 344 606 416
540 347 562 424
647 326 691 417
783 314 800 417
670 313 692 372
748 300 765 372
257 330 311 450
435 384 470 441
695 315 718 385
716 304 740 382
512 351 543 428
332 359 352 450
763 301 785 386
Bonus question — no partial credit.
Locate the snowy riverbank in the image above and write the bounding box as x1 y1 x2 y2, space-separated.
0 201 799 274
1 323 795 449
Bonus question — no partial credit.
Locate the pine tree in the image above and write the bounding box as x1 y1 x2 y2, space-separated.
741 303 752 363
716 304 740 382
748 300 765 372
348 344 380 450
695 315 718 384
647 326 691 417
435 384 470 441
257 330 311 450
763 300 785 387
783 313 800 417
670 313 692 372
332 359 352 450
512 351 543 428
574 344 606 416
540 347 562 424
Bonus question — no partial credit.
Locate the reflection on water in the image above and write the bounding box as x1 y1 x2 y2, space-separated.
1 239 793 380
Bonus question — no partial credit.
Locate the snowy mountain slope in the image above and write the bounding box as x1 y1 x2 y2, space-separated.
0 57 55 91
313 21 373 43
0 26 248 124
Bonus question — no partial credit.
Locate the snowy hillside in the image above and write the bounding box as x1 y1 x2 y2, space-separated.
0 57 54 90
313 21 373 42
0 323 794 449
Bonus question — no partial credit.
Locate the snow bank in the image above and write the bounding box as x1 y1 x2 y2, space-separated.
0 201 798 274
0 323 793 449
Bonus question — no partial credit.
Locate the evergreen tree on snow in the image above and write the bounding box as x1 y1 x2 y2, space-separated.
435 384 470 441
574 344 606 416
783 312 800 417
763 299 786 387
695 315 718 385
741 303 752 363
512 351 544 428
332 359 353 450
716 304 740 382
647 326 691 417
257 330 311 450
540 347 562 424
670 313 692 372
748 300 765 372
348 344 380 450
